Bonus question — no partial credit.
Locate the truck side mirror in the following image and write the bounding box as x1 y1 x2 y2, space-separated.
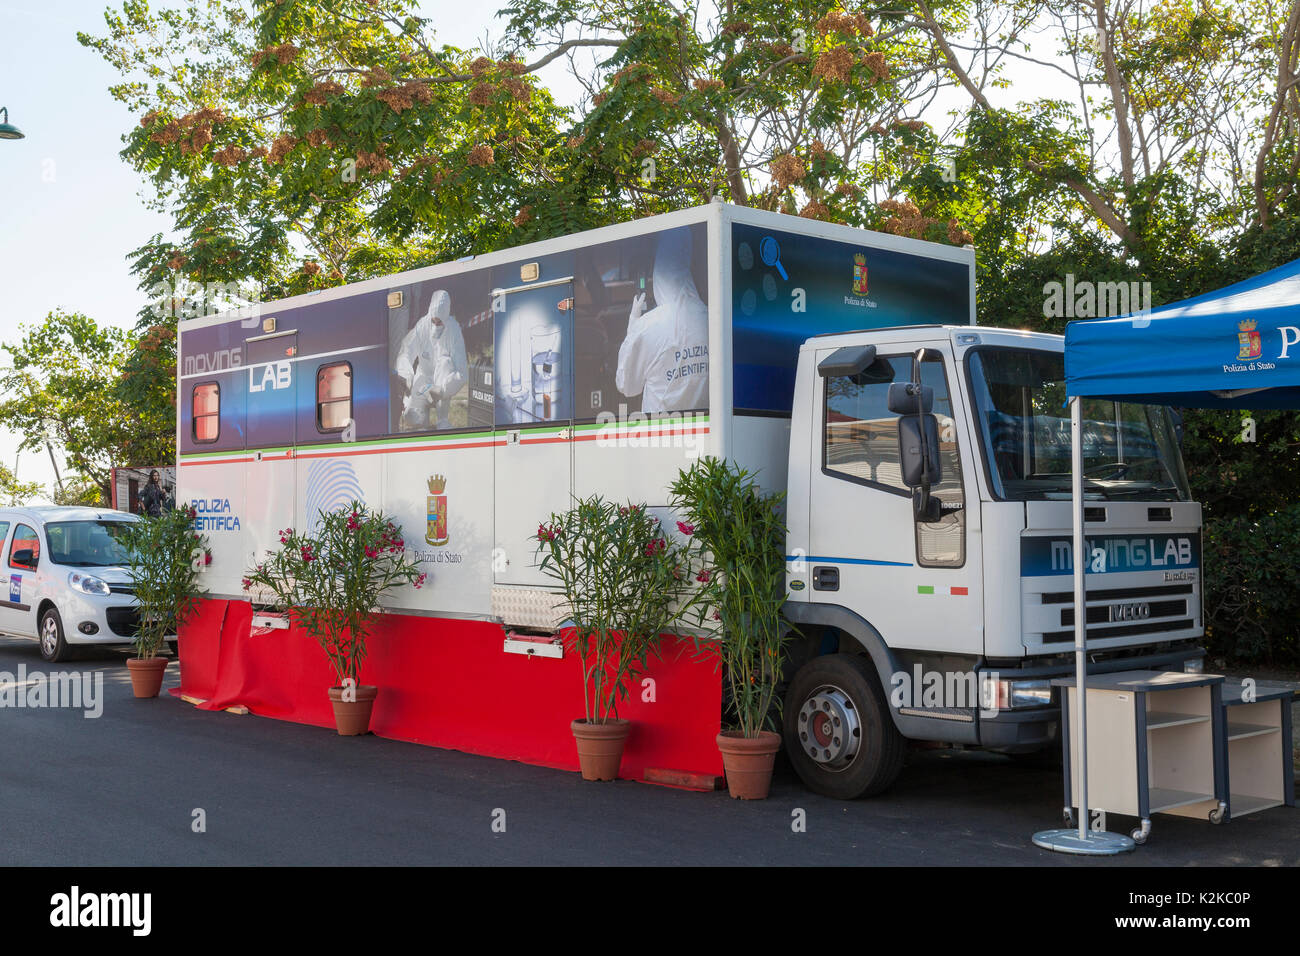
898 414 943 489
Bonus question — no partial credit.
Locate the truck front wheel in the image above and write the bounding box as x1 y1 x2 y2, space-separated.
783 653 905 799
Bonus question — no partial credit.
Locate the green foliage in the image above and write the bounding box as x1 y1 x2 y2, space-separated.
241 502 426 686
0 466 44 506
535 496 693 722
122 507 208 659
670 457 790 738
0 311 169 503
1204 504 1300 667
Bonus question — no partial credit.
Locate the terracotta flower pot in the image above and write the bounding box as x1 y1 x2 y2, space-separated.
717 730 782 800
126 657 168 699
571 718 631 781
327 685 378 735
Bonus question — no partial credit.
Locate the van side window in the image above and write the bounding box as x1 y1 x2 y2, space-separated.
8 524 39 570
193 383 220 442
822 353 965 567
0 523 10 553
317 362 353 432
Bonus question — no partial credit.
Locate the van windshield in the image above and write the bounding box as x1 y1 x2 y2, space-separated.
46 520 135 567
967 349 1190 502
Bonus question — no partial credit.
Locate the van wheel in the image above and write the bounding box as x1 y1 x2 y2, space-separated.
39 607 72 663
783 653 905 799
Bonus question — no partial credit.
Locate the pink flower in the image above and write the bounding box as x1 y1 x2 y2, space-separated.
644 538 667 557
677 521 694 535
364 546 377 558
204 552 213 565
696 569 711 583
300 545 315 562
241 577 252 590
414 572 427 589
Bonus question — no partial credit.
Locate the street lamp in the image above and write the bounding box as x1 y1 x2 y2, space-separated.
0 107 25 140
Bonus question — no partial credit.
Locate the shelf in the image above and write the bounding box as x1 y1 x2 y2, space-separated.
1229 794 1285 818
1145 711 1210 731
1227 721 1281 741
1149 787 1215 813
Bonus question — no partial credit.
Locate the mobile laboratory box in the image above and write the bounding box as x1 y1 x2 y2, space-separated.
175 202 1205 794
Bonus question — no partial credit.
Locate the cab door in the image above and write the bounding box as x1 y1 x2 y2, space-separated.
493 278 574 586
807 347 979 655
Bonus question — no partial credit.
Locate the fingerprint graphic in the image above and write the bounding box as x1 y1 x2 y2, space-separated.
303 458 365 528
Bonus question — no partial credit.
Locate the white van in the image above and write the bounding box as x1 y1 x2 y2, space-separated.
0 507 145 662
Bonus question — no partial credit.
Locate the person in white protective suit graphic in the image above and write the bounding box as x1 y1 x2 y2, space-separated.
616 227 709 414
395 289 468 430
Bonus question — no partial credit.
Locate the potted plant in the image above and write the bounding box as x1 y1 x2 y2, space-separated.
242 502 426 735
122 505 209 699
535 496 692 780
671 457 792 799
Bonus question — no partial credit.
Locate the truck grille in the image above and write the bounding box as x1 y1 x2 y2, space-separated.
1031 583 1198 646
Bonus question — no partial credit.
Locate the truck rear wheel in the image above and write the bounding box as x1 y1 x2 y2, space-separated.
783 653 905 799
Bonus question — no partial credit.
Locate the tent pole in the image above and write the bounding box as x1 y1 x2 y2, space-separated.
1031 397 1132 854
1072 395 1089 841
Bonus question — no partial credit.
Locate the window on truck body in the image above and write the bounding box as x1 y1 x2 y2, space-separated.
821 353 966 567
193 382 220 443
316 362 353 432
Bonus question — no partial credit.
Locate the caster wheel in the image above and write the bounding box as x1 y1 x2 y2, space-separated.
1130 827 1148 845
1209 807 1225 824
1062 809 1076 827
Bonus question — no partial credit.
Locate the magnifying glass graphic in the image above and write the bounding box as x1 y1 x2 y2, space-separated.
759 235 788 280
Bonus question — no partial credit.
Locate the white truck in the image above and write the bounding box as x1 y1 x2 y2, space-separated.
177 202 1203 795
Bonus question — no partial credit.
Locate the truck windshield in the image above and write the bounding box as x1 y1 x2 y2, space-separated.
967 349 1190 502
46 520 135 567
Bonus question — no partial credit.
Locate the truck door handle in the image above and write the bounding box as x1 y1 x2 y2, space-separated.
812 566 839 591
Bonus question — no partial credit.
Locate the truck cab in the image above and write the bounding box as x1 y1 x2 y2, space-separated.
779 325 1203 799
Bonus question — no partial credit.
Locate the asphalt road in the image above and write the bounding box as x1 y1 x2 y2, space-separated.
0 634 1295 866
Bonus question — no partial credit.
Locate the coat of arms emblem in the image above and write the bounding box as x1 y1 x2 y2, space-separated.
426 475 448 546
852 253 869 296
1237 319 1261 360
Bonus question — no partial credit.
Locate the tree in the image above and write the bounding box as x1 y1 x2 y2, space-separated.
0 311 170 504
82 0 982 313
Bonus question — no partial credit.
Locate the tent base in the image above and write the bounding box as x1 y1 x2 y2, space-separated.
1032 828 1136 855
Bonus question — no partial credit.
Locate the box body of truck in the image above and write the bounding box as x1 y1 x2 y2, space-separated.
175 203 974 780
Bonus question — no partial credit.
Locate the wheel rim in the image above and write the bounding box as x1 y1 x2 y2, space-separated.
41 616 58 656
796 683 862 771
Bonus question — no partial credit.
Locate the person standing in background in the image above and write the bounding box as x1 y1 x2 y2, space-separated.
140 470 166 517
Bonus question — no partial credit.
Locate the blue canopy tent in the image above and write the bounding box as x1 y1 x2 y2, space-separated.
1034 259 1300 855
1066 258 1300 407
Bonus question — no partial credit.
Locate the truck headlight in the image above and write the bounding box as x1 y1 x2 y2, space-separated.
68 572 111 596
997 679 1053 709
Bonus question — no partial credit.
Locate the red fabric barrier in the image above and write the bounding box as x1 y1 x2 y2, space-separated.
176 598 723 779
